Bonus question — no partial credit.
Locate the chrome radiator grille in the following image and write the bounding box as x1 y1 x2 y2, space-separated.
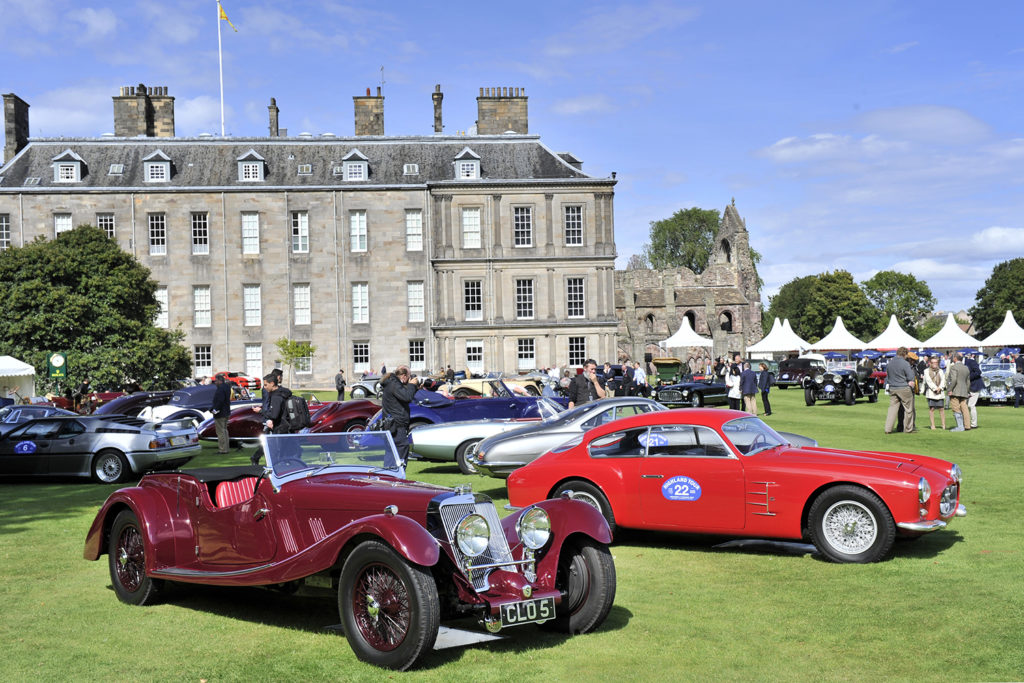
658 389 683 403
439 496 515 591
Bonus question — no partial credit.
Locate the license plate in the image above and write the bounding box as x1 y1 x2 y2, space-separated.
992 392 1005 399
170 436 186 446
499 596 556 627
824 385 834 392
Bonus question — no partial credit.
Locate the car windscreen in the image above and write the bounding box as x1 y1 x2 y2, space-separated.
537 397 567 421
263 431 401 477
721 416 788 456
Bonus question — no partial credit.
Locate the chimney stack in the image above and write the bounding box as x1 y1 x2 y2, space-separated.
432 84 444 134
3 93 30 164
353 86 384 136
113 83 175 137
268 97 280 137
476 86 528 134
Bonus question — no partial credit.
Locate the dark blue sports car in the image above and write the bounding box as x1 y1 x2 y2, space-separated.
651 377 729 408
368 379 568 428
0 404 78 436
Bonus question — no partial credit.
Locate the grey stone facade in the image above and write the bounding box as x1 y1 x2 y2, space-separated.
615 202 763 362
0 84 617 388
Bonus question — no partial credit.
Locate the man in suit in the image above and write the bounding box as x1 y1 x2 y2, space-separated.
740 362 758 414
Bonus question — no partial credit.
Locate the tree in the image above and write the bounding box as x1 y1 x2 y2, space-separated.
802 270 881 342
763 275 818 337
0 225 191 391
275 338 317 386
916 314 968 342
625 253 649 270
642 207 721 272
969 258 1024 338
861 270 936 337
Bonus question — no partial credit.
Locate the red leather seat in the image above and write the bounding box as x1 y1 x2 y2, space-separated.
215 477 258 508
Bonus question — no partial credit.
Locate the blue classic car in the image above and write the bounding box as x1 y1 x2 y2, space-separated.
369 379 568 428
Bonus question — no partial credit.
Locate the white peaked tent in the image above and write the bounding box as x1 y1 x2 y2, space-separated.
746 318 808 353
659 316 714 348
980 310 1024 347
809 316 865 351
781 319 812 350
0 355 37 401
865 315 921 349
922 313 981 348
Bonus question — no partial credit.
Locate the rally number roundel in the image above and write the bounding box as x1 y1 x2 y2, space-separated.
14 441 38 454
662 475 701 501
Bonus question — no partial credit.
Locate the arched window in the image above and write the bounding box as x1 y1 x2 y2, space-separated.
684 310 697 331
645 314 655 333
719 310 733 332
720 239 732 263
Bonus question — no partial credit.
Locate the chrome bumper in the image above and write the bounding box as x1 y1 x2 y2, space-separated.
897 503 966 532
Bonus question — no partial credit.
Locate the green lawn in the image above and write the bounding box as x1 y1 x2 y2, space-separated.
1 390 1022 681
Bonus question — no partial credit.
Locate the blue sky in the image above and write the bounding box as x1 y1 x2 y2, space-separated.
3 0 1023 314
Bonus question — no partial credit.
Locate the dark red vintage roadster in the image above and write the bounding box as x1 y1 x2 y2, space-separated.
84 431 616 670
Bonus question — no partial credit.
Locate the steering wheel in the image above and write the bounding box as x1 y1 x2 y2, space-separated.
273 457 307 472
749 433 768 452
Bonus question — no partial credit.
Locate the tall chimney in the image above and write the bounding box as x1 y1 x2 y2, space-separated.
476 86 528 134
3 93 30 164
353 87 384 136
113 83 174 137
432 84 443 134
268 97 280 137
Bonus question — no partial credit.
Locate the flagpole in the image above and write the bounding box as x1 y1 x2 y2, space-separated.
217 0 225 136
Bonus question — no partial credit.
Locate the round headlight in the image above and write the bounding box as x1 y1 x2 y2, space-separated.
681 389 689 396
983 377 991 387
516 506 551 550
815 375 824 385
455 513 490 557
918 477 931 504
950 463 963 483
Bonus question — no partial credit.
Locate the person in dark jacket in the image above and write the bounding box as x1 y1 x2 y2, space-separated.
740 362 758 414
380 365 419 466
965 354 984 428
757 362 773 416
568 359 607 408
334 369 346 401
885 347 916 433
262 373 293 434
211 375 233 454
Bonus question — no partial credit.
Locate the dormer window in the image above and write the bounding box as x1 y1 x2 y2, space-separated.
297 164 312 175
453 147 481 180
108 164 124 176
237 150 266 182
403 163 419 175
51 149 84 183
342 149 369 182
143 150 171 183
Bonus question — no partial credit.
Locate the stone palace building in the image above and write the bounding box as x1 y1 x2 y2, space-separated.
1 84 619 387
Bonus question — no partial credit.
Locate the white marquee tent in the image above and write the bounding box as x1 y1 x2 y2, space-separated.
980 310 1024 348
746 318 809 353
809 316 865 351
864 315 921 349
0 355 37 403
781 319 812 350
921 313 981 349
659 317 714 349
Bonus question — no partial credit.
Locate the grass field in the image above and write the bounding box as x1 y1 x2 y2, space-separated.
1 390 1022 681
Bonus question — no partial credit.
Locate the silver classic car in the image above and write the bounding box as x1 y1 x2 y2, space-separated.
473 397 667 478
979 362 1015 403
0 414 200 483
410 397 565 474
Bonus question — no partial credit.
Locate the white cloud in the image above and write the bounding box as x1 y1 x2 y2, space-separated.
758 133 905 163
70 7 117 42
544 2 699 57
884 41 919 54
176 95 226 136
30 84 111 136
855 105 991 145
552 94 613 116
140 2 200 45
890 258 989 282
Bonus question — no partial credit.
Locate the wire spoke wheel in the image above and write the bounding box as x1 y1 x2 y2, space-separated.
114 523 145 592
352 562 411 651
821 500 878 554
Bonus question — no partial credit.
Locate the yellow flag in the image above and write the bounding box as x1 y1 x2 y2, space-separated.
218 1 238 32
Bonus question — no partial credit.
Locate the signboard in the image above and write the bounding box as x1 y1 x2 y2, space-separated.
48 352 67 379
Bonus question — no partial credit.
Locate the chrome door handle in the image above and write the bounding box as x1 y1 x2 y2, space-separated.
253 508 270 520
641 474 664 479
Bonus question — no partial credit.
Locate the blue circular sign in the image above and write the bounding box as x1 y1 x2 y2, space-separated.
14 441 38 454
662 475 701 501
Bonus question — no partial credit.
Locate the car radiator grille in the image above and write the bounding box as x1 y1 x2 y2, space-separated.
658 390 683 403
438 497 516 591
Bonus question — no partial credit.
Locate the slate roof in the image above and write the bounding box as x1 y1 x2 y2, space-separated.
0 134 599 191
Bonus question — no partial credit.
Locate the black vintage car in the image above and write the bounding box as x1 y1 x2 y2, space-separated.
802 368 880 406
652 378 729 407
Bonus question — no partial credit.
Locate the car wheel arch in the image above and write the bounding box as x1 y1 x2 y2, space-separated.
548 478 617 531
799 481 891 538
332 516 441 571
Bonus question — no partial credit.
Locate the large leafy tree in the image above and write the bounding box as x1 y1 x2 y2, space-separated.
642 207 722 272
763 275 818 337
803 270 881 342
861 270 936 336
0 225 191 391
969 258 1024 338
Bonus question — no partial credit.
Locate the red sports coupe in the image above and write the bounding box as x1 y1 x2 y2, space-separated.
507 408 966 563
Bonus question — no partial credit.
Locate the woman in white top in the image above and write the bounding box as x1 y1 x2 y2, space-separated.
923 356 947 430
726 365 742 410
